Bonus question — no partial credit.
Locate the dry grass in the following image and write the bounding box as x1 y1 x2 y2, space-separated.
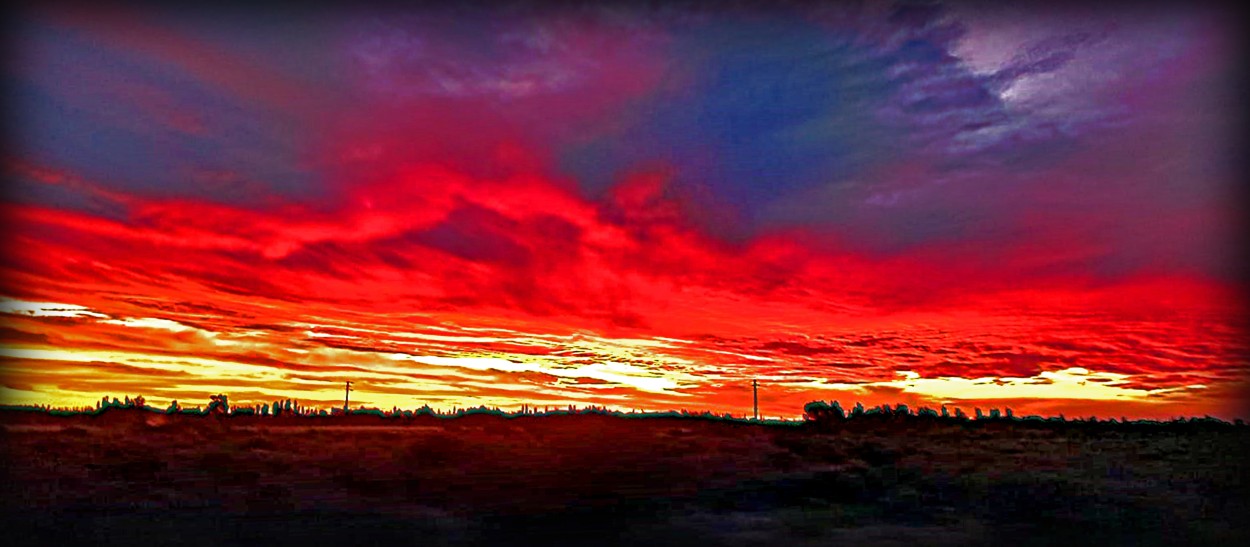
2 410 1247 546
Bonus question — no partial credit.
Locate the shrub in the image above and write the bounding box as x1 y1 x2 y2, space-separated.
207 394 229 415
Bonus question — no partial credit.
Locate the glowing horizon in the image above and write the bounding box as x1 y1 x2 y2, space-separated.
2 2 1247 420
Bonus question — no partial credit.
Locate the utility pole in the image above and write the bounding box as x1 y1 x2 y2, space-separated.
753 379 759 421
344 381 352 413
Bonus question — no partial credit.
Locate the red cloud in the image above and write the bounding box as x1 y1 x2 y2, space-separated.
2 5 1245 418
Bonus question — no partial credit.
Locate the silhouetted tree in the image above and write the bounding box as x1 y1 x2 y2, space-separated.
207 394 229 415
829 401 845 419
804 400 846 424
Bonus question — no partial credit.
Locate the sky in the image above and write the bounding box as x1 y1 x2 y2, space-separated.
2 0 1247 419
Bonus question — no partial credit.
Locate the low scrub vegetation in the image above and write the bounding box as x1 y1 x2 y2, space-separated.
2 396 1245 546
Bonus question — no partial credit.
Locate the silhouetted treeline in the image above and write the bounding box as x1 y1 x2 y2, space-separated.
0 395 1242 430
802 400 1243 431
0 395 791 425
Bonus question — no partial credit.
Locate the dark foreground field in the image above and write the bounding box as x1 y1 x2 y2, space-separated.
3 409 1247 546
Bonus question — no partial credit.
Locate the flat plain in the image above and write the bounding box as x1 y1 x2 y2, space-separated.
2 408 1247 546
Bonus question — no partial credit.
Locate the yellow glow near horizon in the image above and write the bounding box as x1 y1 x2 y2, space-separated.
788 367 1206 403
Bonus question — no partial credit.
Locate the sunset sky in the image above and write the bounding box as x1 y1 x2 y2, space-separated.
2 1 1247 420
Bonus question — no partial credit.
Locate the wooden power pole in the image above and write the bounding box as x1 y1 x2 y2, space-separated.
753 379 759 421
344 381 352 413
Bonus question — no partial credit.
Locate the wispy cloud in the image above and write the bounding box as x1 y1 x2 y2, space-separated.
2 1 1244 419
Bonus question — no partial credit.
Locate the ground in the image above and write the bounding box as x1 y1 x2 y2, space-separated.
2 409 1247 546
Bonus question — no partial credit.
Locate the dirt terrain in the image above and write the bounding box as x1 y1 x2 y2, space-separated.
2 408 1247 546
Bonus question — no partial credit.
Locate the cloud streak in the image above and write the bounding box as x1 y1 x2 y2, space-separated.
2 1 1246 419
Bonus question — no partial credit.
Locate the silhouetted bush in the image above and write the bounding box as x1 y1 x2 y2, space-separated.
206 394 229 415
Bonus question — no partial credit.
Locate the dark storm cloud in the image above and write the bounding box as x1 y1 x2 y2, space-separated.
552 1 1241 285
555 1 1121 250
5 13 326 210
